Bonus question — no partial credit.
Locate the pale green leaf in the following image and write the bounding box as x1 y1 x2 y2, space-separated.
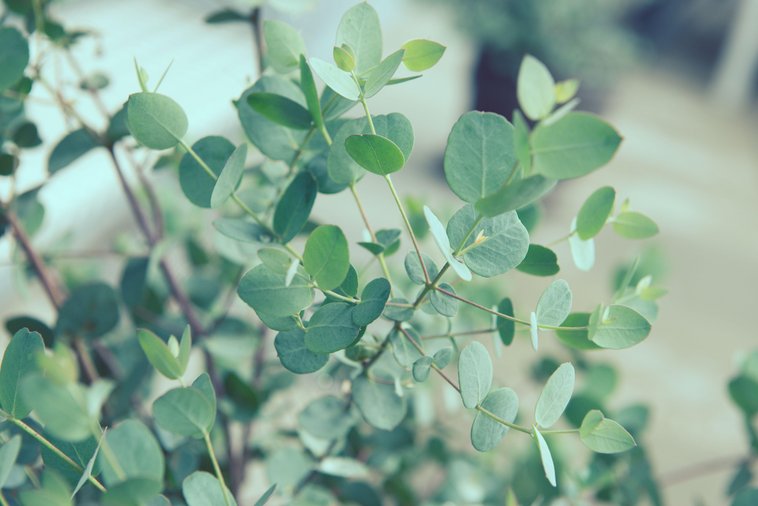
401 39 445 71
517 55 556 121
263 19 306 74
0 435 21 489
238 263 313 318
298 395 354 440
579 410 636 454
99 420 164 486
153 387 215 438
183 471 238 506
363 49 404 98
471 388 518 451
576 186 615 240
0 328 44 418
534 427 557 486
304 302 360 354
536 279 572 327
590 305 651 349
612 211 659 239
335 3 382 74
309 57 360 101
352 374 406 430
535 362 575 428
412 356 432 382
126 92 188 150
423 206 471 281
303 225 350 290
475 175 555 218
457 342 492 409
345 134 405 175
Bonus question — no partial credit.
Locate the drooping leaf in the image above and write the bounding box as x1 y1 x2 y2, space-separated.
126 92 188 150
457 342 493 409
535 279 572 327
423 206 471 281
534 427 557 487
304 303 360 354
612 211 659 239
444 111 516 203
576 187 615 240
247 92 313 130
99 420 164 486
56 283 120 340
178 136 232 208
352 374 406 431
531 112 621 180
432 348 453 368
210 143 247 208
335 2 382 74
0 328 44 418
183 471 238 506
535 362 575 428
430 283 458 317
238 263 313 318
274 328 328 374
446 205 529 277
579 410 636 454
516 244 559 276
309 58 360 101
590 305 651 349
299 55 324 130
48 129 99 174
273 171 317 242
475 175 556 218
263 19 306 74
517 55 555 121
412 356 432 382
352 278 390 326
401 39 445 71
345 134 405 175
363 49 404 98
496 298 516 346
569 229 595 271
153 386 215 438
404 252 439 285
0 27 29 92
303 225 350 290
471 388 519 451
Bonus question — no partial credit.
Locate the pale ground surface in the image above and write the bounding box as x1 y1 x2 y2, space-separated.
0 0 757 504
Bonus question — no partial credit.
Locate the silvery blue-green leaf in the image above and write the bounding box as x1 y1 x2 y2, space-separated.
475 175 555 218
152 386 215 438
318 457 369 479
48 129 99 174
263 19 306 74
213 218 273 244
298 395 354 440
534 427 557 487
555 313 600 350
210 143 247 208
303 225 350 290
21 375 92 442
470 388 518 452
0 328 44 418
384 298 414 322
530 311 539 351
430 283 458 317
612 211 659 239
590 305 651 349
404 252 438 285
247 92 313 130
446 205 529 277
238 263 313 318
178 136 233 209
363 49 404 98
457 342 492 409
274 328 329 374
335 2 382 74
432 347 453 368
126 92 188 150
534 362 575 428
183 471 238 506
56 283 120 340
390 327 423 366
412 356 432 382
569 229 595 271
0 27 29 92
516 244 559 276
517 55 555 121
333 44 356 72
304 302 360 354
99 420 164 486
576 186 615 240
535 279 572 327
579 410 636 454
423 206 471 281
254 484 277 506
444 111 516 203
0 435 21 489
352 374 406 430
273 171 318 242
137 328 183 380
310 58 360 101
352 277 390 327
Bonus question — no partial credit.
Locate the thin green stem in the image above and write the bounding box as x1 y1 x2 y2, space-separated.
546 230 575 248
349 183 394 289
204 431 232 506
7 417 107 493
320 289 359 304
541 428 580 435
421 327 497 340
385 174 430 283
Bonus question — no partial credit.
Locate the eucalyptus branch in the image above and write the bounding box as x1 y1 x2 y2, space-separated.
204 431 232 506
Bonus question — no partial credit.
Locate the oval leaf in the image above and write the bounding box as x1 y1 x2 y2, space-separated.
457 342 493 409
576 186 615 240
126 92 188 150
303 225 350 290
535 362 575 428
304 302 360 354
535 279 572 327
471 388 519 452
401 39 445 71
345 134 405 175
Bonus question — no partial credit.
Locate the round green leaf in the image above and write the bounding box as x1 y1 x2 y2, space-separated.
412 356 432 382
0 435 21 489
590 305 651 349
352 375 407 431
48 129 99 174
383 297 414 322
576 186 615 240
304 302 360 354
531 112 622 180
21 375 92 442
516 244 559 276
137 329 183 380
56 283 120 340
352 277 390 327
178 136 233 208
100 420 164 486
298 395 354 440
0 328 44 418
475 175 556 218
238 264 313 318
401 39 446 71
273 171 317 242
430 283 458 317
345 134 405 175
458 342 493 409
335 2 382 74
274 328 328 374
447 205 529 277
579 410 636 454
363 49 404 98
404 252 439 285
126 92 188 150
432 347 453 368
303 225 350 290
611 211 659 239
183 471 238 506
263 19 306 74
471 387 519 452
517 55 556 121
0 27 29 92
535 362 575 428
153 386 215 438
444 111 516 203
535 279 572 327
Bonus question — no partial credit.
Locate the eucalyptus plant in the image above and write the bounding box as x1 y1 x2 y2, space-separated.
0 1 678 504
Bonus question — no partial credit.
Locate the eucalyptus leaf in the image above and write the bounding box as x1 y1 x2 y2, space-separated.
263 19 306 74
423 206 471 281
457 342 492 409
444 111 516 203
183 471 238 506
432 348 453 368
309 58 360 101
137 329 184 380
274 328 329 374
352 374 406 431
56 283 120 340
210 143 247 208
579 410 636 454
535 362 575 428
576 187 615 240
335 2 382 74
612 211 659 239
475 175 555 218
0 328 44 418
352 278 390 327
179 136 232 208
590 305 651 349
126 92 188 150
401 39 445 71
305 302 360 353
273 171 317 242
0 435 21 489
99 420 164 486
517 55 555 121
569 230 595 271
496 298 515 346
412 356 432 382
534 427 557 487
21 375 92 442
535 279 572 327
247 92 313 130
238 263 313 318
298 395 354 440
299 55 324 130
363 49 404 98
303 225 350 290
404 252 438 285
48 129 99 174
345 134 405 175
516 244 559 276
430 283 458 317
153 386 215 438
471 388 518 451
0 27 29 92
